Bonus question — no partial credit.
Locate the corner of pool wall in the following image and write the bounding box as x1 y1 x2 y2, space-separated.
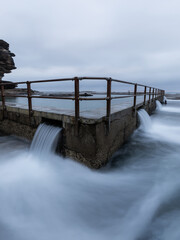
0 94 164 169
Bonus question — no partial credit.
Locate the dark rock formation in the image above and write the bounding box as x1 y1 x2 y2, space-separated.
2 81 17 89
0 40 16 89
0 39 16 78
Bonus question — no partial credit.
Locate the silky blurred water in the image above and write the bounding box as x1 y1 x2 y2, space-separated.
0 100 180 240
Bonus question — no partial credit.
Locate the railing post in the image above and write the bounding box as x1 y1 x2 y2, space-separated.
74 77 79 135
133 84 137 110
152 88 155 101
0 83 5 118
27 81 33 124
106 78 112 133
149 87 151 104
144 86 146 105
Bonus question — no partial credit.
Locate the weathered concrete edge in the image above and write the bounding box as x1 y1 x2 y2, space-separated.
1 105 105 125
64 99 160 168
0 97 163 168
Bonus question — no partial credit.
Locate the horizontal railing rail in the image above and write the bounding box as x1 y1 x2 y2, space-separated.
0 77 165 133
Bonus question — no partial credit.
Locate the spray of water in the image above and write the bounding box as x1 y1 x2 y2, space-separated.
30 123 61 155
138 109 152 130
163 96 167 102
0 101 180 240
138 105 180 145
156 100 162 110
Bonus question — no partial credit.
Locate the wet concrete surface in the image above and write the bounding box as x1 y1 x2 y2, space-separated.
0 96 144 120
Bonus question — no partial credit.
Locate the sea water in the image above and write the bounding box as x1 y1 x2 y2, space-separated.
0 100 180 240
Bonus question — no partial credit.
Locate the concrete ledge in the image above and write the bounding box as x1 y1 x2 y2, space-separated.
0 96 163 168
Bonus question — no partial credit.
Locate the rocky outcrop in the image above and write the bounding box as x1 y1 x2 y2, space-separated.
0 40 16 80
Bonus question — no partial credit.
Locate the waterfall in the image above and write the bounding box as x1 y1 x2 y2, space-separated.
138 109 152 130
163 96 167 102
156 100 162 110
30 123 62 155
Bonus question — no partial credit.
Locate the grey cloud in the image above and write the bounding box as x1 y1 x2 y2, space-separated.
1 0 180 92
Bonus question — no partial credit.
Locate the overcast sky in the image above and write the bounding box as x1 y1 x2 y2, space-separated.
1 0 180 92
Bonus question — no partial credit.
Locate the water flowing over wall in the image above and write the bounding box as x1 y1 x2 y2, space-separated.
138 109 152 130
156 100 162 110
30 123 62 155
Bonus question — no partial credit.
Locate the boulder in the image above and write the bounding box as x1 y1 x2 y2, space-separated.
0 40 16 79
0 40 16 89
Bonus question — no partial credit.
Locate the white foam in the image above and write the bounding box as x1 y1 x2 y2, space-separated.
156 100 162 110
138 109 152 130
30 123 61 155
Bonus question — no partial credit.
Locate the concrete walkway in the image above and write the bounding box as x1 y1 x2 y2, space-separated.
0 95 144 120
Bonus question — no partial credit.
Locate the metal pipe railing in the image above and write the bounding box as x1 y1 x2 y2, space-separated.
0 77 165 132
144 86 147 105
74 77 79 135
106 78 112 132
133 84 137 109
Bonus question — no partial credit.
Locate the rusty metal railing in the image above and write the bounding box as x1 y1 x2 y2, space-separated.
0 77 165 132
